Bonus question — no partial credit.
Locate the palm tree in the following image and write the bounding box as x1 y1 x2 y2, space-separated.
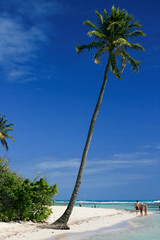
51 6 145 229
0 114 15 151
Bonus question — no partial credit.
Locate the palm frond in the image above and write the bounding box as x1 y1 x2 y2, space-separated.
122 49 140 72
103 9 110 20
95 11 104 24
83 20 97 29
2 132 15 141
115 49 127 72
75 41 103 54
126 30 146 38
121 57 127 72
0 132 4 139
107 21 122 31
125 14 134 23
111 5 116 18
94 46 109 64
1 119 8 125
110 52 123 79
128 20 142 29
130 43 145 51
113 38 131 47
2 123 15 129
0 114 15 151
1 138 8 151
87 30 107 40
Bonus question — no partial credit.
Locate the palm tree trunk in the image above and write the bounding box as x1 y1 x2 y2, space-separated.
50 51 112 229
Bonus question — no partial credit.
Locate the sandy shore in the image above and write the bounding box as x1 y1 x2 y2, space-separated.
0 206 137 240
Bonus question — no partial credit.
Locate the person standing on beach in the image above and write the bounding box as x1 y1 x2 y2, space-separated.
139 203 143 216
139 203 148 216
144 204 148 216
135 200 139 214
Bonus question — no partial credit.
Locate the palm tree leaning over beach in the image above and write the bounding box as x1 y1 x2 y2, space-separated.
0 114 15 151
51 6 145 229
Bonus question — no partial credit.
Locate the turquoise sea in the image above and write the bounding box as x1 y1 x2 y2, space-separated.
51 200 160 240
55 200 160 212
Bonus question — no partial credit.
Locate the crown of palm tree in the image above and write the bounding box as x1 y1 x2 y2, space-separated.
75 5 145 79
0 114 15 151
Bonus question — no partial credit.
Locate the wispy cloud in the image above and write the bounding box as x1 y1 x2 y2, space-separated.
17 148 160 191
28 150 159 179
140 145 152 149
0 0 64 83
37 157 80 170
113 151 150 159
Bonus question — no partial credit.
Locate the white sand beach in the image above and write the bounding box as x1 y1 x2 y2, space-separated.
0 206 138 240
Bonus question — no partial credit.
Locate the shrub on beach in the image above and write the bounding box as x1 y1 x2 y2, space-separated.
0 157 58 222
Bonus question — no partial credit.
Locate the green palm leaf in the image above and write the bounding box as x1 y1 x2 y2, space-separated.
83 20 97 29
110 52 123 79
126 30 146 38
103 9 110 20
130 43 145 51
107 21 122 31
113 38 132 47
95 11 104 24
87 30 107 40
128 20 142 29
121 49 141 72
0 114 15 151
94 46 109 64
75 41 103 54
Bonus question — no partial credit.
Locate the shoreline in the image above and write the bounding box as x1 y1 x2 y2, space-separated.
0 206 141 240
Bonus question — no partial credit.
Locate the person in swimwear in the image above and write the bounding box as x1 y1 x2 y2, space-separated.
139 203 144 216
144 204 148 216
139 203 148 216
135 200 139 214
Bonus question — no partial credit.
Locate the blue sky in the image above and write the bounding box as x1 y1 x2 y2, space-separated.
1 0 160 201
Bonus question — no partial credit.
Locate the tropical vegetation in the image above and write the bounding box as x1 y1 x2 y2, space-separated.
0 157 58 222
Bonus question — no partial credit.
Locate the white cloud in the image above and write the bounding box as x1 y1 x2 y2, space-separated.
29 150 159 180
36 158 80 170
82 181 127 188
0 0 64 83
113 151 150 159
17 0 64 18
140 145 152 149
0 16 46 82
16 149 160 192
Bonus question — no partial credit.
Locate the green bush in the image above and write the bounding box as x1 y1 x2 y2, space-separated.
0 157 58 222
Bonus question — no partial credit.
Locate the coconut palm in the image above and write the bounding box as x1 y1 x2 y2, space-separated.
0 114 15 151
51 6 145 229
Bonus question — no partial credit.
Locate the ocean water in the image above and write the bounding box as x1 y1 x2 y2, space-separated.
73 213 160 240
51 200 160 240
55 200 160 212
